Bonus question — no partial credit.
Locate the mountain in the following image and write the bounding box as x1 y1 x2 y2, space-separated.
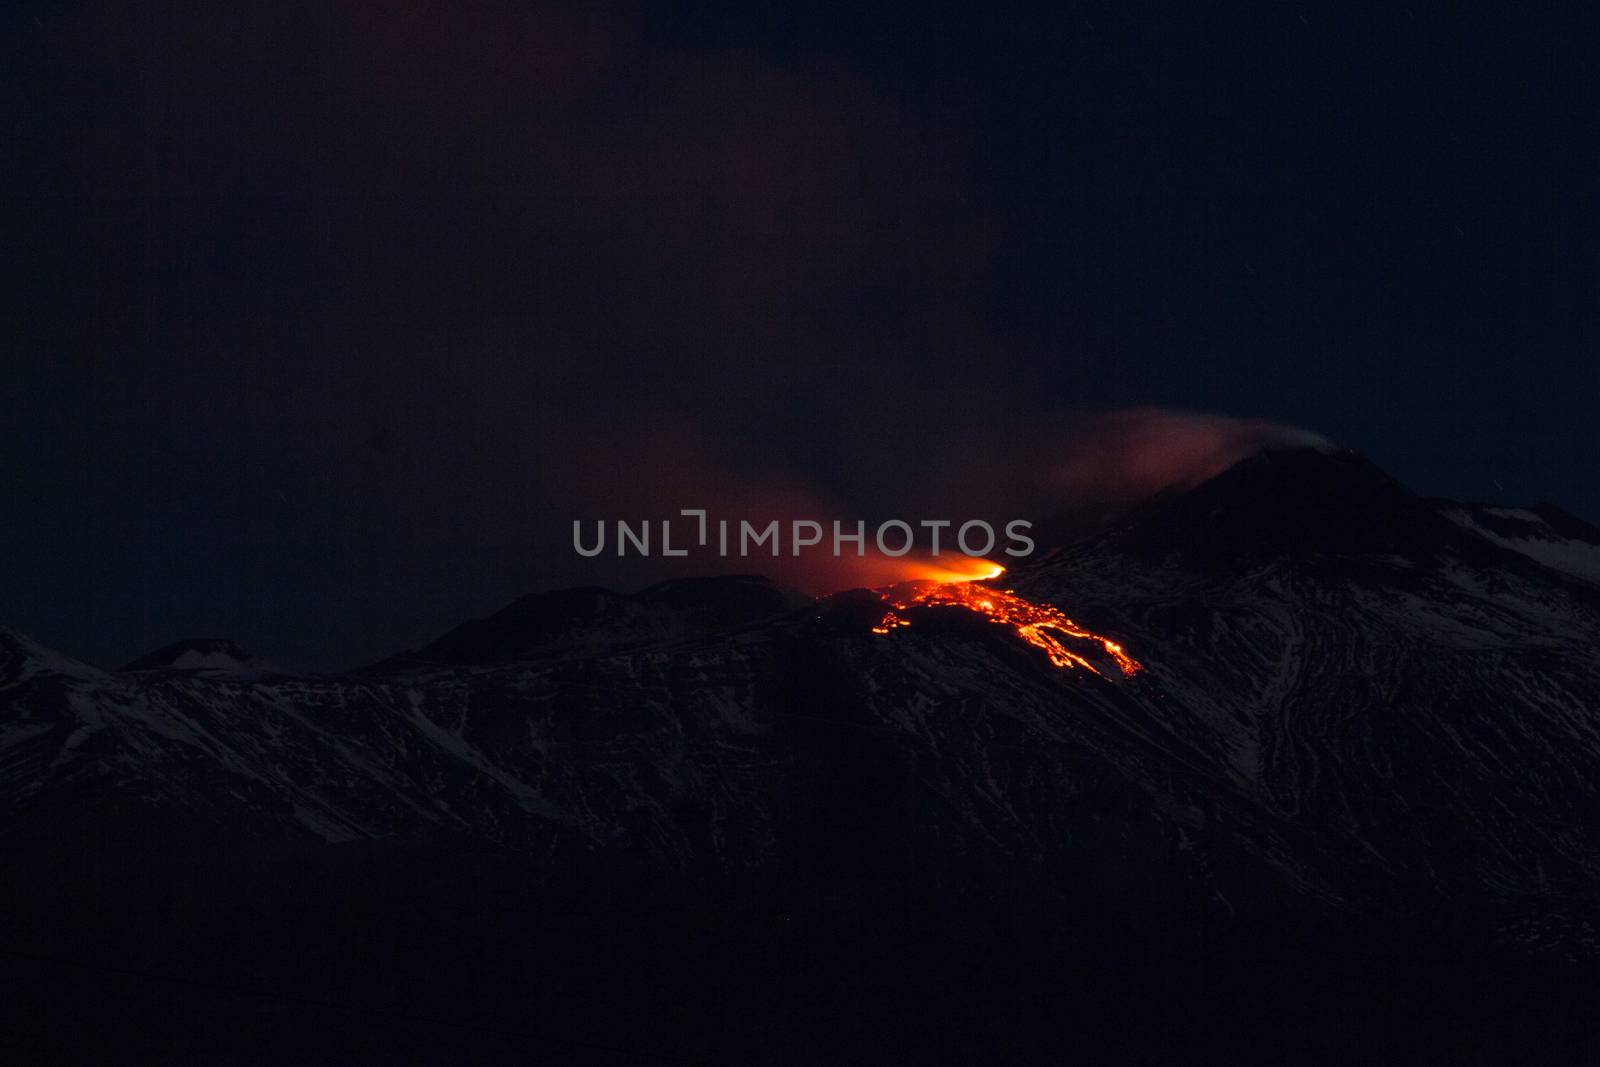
120 637 280 674
1022 449 1600 929
1437 500 1600 588
0 625 106 683
383 573 812 667
3 448 1599 1062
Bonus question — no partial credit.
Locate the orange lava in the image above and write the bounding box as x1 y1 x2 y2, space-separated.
867 563 1140 677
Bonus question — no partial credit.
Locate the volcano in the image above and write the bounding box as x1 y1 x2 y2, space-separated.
4 448 1600 1062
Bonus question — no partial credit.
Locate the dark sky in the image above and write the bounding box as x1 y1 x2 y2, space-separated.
4 2 1595 669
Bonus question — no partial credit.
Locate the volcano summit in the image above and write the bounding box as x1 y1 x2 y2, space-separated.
3 448 1600 1062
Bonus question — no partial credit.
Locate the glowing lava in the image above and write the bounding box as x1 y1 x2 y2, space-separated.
893 556 1008 584
867 563 1140 677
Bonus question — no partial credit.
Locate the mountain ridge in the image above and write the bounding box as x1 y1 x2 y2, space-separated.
5 446 1600 1059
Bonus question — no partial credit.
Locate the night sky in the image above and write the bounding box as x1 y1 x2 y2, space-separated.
4 2 1595 669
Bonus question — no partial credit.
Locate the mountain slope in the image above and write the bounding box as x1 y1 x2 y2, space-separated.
4 452 1599 920
3 449 1600 1060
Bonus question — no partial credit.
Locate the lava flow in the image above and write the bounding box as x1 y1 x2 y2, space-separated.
867 561 1140 677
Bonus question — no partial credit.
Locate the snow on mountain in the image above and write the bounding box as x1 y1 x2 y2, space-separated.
1440 502 1600 588
0 625 108 683
3 448 1600 964
120 638 282 675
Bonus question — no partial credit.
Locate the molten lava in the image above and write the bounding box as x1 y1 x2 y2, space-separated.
866 563 1140 677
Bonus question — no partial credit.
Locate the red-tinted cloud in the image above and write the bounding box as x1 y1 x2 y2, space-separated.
530 407 1329 594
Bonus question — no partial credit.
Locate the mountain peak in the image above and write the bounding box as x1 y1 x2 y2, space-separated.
120 638 276 674
0 626 106 682
1100 446 1471 566
1204 444 1396 493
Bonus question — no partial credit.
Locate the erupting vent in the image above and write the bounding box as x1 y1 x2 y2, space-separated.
866 563 1140 677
